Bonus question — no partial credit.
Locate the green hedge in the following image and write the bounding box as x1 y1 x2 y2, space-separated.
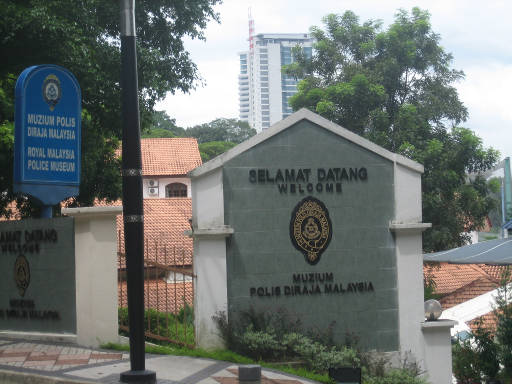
118 304 194 346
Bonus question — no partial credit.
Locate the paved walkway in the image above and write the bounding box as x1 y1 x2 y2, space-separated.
0 338 316 384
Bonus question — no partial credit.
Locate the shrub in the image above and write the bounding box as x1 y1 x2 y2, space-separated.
473 321 500 381
118 307 194 346
452 340 481 384
364 369 428 384
177 303 194 326
495 267 512 377
238 326 285 360
213 307 424 384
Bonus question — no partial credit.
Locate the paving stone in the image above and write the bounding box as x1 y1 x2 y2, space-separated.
59 353 91 360
26 353 60 361
0 356 27 362
90 353 122 360
23 360 55 367
55 358 90 365
0 351 30 357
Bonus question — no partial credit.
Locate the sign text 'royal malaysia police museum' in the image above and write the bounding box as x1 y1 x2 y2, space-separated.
14 65 81 205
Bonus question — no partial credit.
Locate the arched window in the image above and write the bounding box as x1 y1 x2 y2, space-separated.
166 182 187 198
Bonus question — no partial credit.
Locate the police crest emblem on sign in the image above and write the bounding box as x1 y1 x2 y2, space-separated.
290 196 332 265
42 74 61 111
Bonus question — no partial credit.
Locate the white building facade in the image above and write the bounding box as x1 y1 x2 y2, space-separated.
238 33 313 132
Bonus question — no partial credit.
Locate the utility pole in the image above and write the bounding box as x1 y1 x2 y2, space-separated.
119 1 156 383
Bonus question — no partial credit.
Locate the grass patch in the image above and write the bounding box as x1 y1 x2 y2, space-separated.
265 364 332 383
118 307 194 346
101 342 332 383
102 342 251 363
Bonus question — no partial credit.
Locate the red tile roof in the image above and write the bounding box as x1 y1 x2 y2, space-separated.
425 262 511 333
96 198 193 267
469 311 498 334
440 277 498 310
479 264 510 281
117 138 202 176
424 263 498 295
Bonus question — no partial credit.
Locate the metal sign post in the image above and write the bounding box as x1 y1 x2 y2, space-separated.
119 1 156 383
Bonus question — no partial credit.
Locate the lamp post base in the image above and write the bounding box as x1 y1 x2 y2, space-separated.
120 370 156 384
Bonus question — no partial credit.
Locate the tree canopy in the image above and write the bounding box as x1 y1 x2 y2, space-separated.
284 8 499 252
142 114 256 162
0 0 220 214
186 118 256 144
141 111 186 138
198 141 237 162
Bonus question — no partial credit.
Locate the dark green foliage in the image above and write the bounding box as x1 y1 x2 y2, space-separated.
118 306 194 346
142 115 254 162
363 369 427 384
284 8 499 252
213 308 426 383
452 268 512 383
473 321 500 381
495 267 512 378
186 118 256 144
0 0 220 215
142 110 186 138
452 320 500 383
198 141 236 162
452 340 481 384
176 303 194 326
423 262 442 300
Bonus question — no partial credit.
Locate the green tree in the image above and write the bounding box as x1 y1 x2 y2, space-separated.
452 340 481 384
284 8 499 252
142 110 186 138
186 118 256 144
495 267 512 378
198 141 236 162
0 0 220 213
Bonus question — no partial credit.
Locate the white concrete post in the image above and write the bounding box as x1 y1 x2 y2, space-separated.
188 168 233 349
422 320 457 384
62 206 122 348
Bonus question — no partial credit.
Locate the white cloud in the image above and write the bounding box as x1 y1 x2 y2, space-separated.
456 63 512 156
156 0 512 157
156 58 239 128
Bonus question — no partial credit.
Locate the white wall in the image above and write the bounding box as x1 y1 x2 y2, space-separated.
62 206 122 348
193 238 228 349
267 43 282 126
422 321 457 384
143 176 191 199
190 168 230 349
393 164 427 367
191 169 224 229
393 163 455 383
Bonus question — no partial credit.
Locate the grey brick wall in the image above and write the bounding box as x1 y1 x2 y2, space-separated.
0 217 76 333
223 120 398 351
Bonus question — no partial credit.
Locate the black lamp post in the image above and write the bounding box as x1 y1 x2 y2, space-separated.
119 1 156 383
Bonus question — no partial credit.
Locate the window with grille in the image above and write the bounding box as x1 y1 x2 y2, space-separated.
166 183 188 197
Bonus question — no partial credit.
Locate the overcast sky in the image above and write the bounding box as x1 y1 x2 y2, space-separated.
156 0 512 158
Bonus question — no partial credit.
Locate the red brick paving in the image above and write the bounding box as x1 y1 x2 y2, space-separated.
26 354 60 361
213 368 304 384
54 359 90 365
90 353 122 360
0 341 127 372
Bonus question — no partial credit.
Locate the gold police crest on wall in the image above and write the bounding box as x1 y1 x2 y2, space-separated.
290 196 332 265
14 255 30 297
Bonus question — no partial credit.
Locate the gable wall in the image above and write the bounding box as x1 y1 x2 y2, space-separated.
222 120 398 351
